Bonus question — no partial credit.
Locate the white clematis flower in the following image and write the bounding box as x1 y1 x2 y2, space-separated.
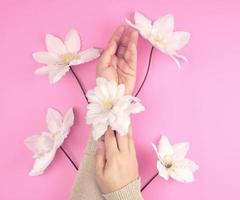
33 29 101 83
126 12 190 68
24 108 74 176
86 77 145 140
152 135 199 183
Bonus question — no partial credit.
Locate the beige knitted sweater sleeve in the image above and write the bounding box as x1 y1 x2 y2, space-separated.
70 134 144 200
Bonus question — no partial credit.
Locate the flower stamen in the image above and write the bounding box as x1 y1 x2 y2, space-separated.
103 100 113 110
59 53 78 64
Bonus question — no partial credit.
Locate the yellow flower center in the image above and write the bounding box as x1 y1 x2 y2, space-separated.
150 34 168 52
165 162 173 169
164 155 174 169
103 100 113 110
59 53 78 64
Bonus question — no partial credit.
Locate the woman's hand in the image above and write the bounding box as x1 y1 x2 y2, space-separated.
95 127 139 194
97 25 138 95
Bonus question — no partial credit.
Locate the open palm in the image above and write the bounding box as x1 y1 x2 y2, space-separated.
97 25 138 95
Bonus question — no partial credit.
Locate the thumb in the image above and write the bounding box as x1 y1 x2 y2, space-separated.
95 140 106 177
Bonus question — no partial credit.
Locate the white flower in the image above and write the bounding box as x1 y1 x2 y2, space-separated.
126 12 190 68
24 108 74 176
86 77 145 140
33 29 101 83
152 135 199 183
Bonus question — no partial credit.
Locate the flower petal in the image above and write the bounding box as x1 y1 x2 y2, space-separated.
169 55 181 69
62 108 74 132
152 143 162 160
110 113 130 135
87 77 144 140
169 31 190 50
45 34 66 55
157 161 169 180
169 167 195 183
173 52 188 62
46 108 63 133
125 18 140 30
159 135 174 158
127 101 145 114
172 142 190 161
48 65 70 83
29 150 56 176
35 66 54 75
92 123 108 140
24 132 53 156
152 14 174 37
179 158 199 172
133 12 152 37
32 52 58 65
64 29 81 53
70 48 101 65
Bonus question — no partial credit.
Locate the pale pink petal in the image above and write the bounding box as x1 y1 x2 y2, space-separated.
62 108 74 132
159 136 174 158
70 48 101 65
110 113 130 135
169 167 194 183
48 66 70 83
32 52 58 65
152 143 161 160
179 159 199 172
173 52 188 62
157 161 169 180
130 12 152 38
172 142 190 161
169 55 181 69
64 29 81 53
126 13 151 38
24 132 53 156
125 18 140 31
152 14 174 37
96 77 109 86
115 84 125 99
169 31 190 50
29 150 56 176
45 34 66 55
127 101 145 114
46 108 63 133
92 123 108 140
34 66 53 75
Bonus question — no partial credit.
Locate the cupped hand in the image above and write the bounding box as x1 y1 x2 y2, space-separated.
97 25 139 95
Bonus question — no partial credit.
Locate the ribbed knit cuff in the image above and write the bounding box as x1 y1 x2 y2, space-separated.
102 178 143 200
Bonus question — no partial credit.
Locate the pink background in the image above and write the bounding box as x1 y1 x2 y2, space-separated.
1 0 240 199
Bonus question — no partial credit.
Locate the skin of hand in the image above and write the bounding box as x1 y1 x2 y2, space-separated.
95 25 139 194
97 25 139 95
95 127 139 194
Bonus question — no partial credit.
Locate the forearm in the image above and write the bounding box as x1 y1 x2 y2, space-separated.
70 134 104 200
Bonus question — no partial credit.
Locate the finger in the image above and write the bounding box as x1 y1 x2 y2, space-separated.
117 27 130 58
105 127 119 157
116 132 129 153
95 140 106 177
128 125 136 154
98 25 125 68
124 30 138 68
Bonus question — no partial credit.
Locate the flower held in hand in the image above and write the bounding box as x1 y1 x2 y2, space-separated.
126 12 190 68
33 29 101 83
24 108 74 176
152 135 199 183
86 77 144 140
